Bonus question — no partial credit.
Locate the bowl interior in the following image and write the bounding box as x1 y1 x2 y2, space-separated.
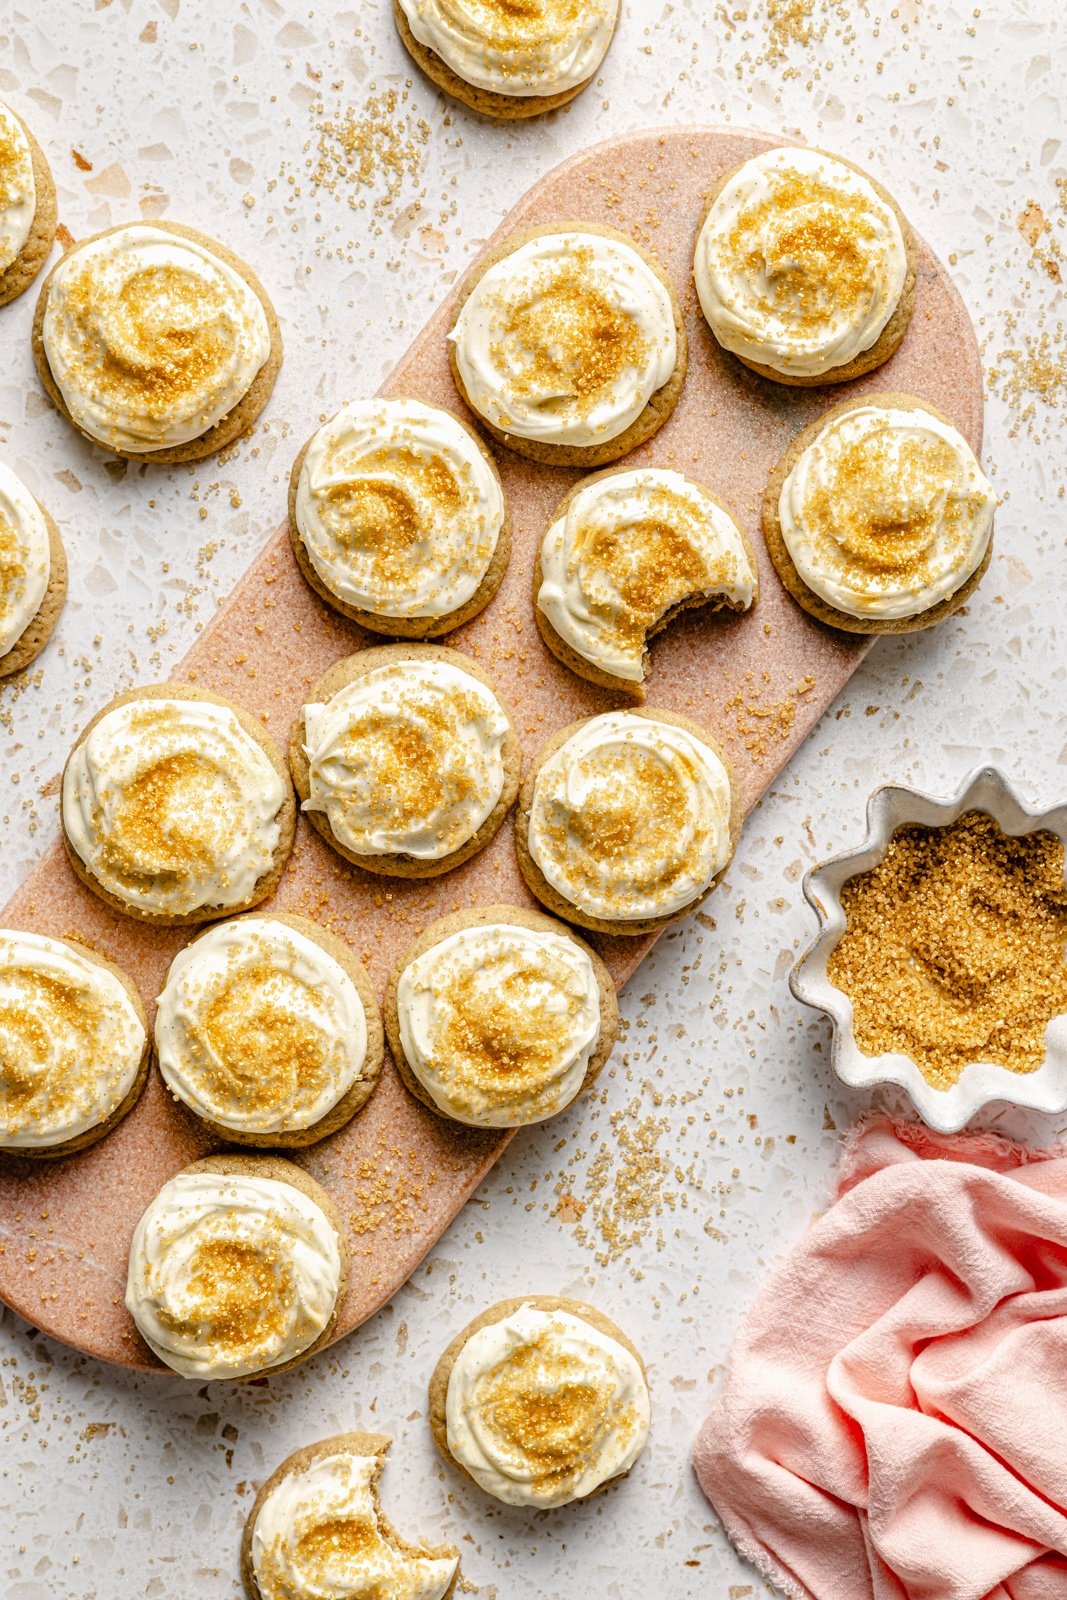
791 766 1067 1133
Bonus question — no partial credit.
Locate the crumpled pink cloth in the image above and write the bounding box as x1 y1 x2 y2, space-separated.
693 1117 1067 1600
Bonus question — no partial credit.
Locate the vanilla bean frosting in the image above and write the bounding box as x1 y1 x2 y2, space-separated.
0 104 35 275
445 1302 650 1506
450 231 677 447
251 1448 457 1600
62 695 289 918
396 0 618 97
0 931 145 1152
527 711 735 922
126 1168 342 1379
0 463 50 659
156 918 371 1135
302 658 510 862
294 398 505 621
41 224 271 452
777 403 995 619
537 468 757 683
694 148 909 379
396 921 602 1127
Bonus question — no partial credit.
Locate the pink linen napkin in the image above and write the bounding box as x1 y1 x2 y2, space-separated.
693 1116 1067 1600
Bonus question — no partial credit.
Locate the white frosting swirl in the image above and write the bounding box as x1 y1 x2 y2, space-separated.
694 148 908 378
0 104 35 274
537 468 757 683
0 931 145 1151
0 463 50 659
251 1450 457 1600
396 922 601 1127
62 696 288 918
303 658 510 862
450 231 677 448
527 711 734 922
41 224 271 452
155 918 370 1135
295 398 505 621
125 1169 342 1379
445 1302 650 1506
778 404 996 620
397 0 619 96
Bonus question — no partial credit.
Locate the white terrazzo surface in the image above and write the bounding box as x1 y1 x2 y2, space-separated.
1 1 1064 1596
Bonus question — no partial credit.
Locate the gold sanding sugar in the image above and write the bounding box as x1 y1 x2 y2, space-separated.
827 810 1067 1090
308 90 429 216
765 0 826 62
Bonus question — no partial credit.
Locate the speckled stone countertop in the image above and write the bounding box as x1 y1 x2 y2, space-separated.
0 2 1063 1597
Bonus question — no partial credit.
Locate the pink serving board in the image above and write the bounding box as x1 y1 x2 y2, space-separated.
0 127 983 1371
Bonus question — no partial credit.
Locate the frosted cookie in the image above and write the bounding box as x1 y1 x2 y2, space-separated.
763 393 996 633
535 466 758 696
290 644 521 879
32 221 282 462
61 684 296 926
694 147 916 386
242 1432 459 1600
429 1296 650 1507
516 708 740 936
155 913 384 1148
0 462 67 679
289 397 509 637
385 904 618 1129
125 1154 348 1381
449 224 686 467
0 102 56 308
0 930 148 1159
393 0 619 121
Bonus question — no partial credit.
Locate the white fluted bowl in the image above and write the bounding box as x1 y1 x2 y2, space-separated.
789 766 1067 1134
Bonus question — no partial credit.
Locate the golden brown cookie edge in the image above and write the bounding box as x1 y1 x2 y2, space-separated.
383 901 619 1126
448 219 687 467
515 706 742 936
761 389 994 634
693 146 918 387
428 1293 648 1503
0 932 150 1159
0 499 68 678
0 107 57 307
31 219 283 462
288 643 521 880
241 1429 460 1600
60 681 296 927
286 400 511 638
154 909 384 1148
531 465 759 696
392 0 613 121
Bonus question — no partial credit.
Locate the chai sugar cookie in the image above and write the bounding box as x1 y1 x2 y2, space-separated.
0 101 56 307
429 1295 650 1507
241 1432 459 1600
155 912 384 1147
763 393 996 633
0 929 148 1159
449 223 686 466
32 221 282 461
694 146 916 386
125 1154 348 1380
290 644 521 879
535 466 758 696
61 683 296 926
516 708 741 936
385 904 619 1129
393 0 619 121
289 397 510 637
0 462 67 679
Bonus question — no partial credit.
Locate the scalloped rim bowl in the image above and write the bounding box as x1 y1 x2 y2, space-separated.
789 766 1067 1134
